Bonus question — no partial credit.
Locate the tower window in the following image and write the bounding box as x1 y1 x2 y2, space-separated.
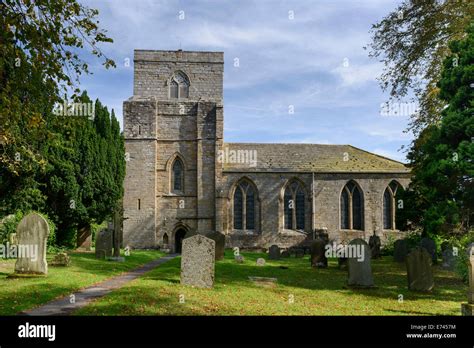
171 158 184 193
169 71 189 99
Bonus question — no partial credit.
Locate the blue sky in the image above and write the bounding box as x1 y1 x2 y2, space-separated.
79 0 412 162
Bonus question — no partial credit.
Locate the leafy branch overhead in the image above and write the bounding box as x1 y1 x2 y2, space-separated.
0 0 116 174
367 0 473 134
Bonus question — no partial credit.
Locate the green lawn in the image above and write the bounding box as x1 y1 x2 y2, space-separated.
75 250 467 316
0 250 164 315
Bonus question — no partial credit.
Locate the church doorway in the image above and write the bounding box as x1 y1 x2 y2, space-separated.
174 228 187 253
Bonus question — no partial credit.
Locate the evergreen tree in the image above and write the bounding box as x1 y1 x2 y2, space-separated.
407 23 474 237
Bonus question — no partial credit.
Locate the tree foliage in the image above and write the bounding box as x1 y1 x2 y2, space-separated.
406 23 474 237
0 0 115 178
368 0 473 135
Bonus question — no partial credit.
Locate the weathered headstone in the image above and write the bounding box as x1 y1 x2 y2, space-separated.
95 228 113 259
406 248 434 292
207 231 225 261
441 246 456 270
347 239 374 287
281 250 290 258
268 245 280 260
310 239 327 268
256 258 265 266
394 239 409 262
461 249 474 315
295 248 304 258
420 237 437 264
369 234 381 259
50 252 71 267
235 254 245 263
14 213 49 275
180 235 215 288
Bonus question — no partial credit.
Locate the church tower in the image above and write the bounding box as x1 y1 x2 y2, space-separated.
123 50 224 251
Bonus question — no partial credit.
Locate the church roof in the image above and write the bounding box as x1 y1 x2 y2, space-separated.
222 143 409 173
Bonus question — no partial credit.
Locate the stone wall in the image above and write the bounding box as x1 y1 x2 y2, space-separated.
219 171 410 248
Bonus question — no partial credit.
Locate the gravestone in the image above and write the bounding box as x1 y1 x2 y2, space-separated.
95 228 113 259
338 257 348 269
281 250 290 258
181 235 215 288
235 255 245 263
268 245 280 260
295 248 304 258
207 231 225 261
369 234 381 259
394 239 409 262
347 239 374 287
256 258 265 266
14 213 49 275
310 239 327 268
50 252 71 267
420 237 437 263
441 247 456 270
461 249 474 315
406 248 434 292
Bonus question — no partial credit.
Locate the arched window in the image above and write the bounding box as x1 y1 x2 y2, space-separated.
284 180 305 230
163 233 169 247
171 158 184 193
383 181 400 230
169 71 189 99
340 180 364 230
233 180 257 230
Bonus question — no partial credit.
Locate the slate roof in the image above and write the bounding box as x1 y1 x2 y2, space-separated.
222 143 410 173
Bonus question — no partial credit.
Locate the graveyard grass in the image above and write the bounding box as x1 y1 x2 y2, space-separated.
75 251 466 316
0 250 164 315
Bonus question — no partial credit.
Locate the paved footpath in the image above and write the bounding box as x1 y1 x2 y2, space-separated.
21 254 179 316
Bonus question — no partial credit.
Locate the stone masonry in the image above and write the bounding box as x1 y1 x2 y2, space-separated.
123 49 411 252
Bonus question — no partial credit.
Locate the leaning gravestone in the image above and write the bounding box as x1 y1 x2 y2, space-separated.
369 234 381 259
406 248 434 292
420 237 437 264
310 239 327 268
394 239 409 262
256 258 266 266
14 213 49 275
461 248 474 315
181 235 215 288
268 245 280 260
347 239 374 287
95 228 113 259
207 231 225 261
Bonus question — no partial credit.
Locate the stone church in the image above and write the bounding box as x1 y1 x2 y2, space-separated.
123 50 410 252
